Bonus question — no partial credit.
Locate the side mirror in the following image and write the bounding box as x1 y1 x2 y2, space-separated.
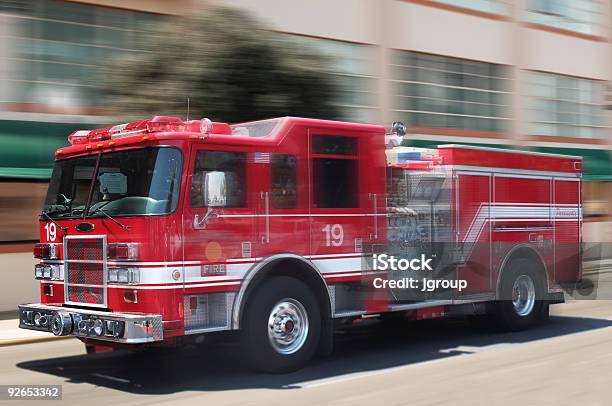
204 171 227 207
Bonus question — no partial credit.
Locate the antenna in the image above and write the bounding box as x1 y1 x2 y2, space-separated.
187 98 190 121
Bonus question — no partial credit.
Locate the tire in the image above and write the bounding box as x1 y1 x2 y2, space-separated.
241 276 321 373
494 258 545 332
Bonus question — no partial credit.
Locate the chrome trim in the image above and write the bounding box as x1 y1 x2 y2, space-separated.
231 253 331 329
512 275 536 316
494 226 554 232
267 298 309 355
18 303 163 344
264 192 270 243
387 297 495 313
372 193 378 239
63 234 108 309
334 310 367 317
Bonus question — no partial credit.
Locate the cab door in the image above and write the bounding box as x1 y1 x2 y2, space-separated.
182 147 257 326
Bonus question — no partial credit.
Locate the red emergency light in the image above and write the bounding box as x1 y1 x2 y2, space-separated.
67 116 230 145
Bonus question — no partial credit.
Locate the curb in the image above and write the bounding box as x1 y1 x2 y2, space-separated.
0 335 73 347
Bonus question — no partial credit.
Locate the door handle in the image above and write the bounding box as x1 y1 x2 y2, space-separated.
194 207 218 229
263 192 270 243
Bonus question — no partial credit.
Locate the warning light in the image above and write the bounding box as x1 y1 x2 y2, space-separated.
66 116 227 145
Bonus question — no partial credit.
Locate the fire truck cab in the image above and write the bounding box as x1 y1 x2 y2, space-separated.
19 116 582 373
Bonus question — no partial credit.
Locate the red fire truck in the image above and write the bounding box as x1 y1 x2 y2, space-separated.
19 116 582 372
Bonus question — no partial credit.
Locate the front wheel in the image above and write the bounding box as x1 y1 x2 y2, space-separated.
241 276 321 373
494 258 546 331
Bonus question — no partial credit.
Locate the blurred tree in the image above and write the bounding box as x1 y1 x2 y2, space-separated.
100 6 341 123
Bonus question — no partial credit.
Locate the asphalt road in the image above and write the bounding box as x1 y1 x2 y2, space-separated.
0 297 610 406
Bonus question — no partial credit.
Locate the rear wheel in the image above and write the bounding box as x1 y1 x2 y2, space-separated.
241 276 321 373
494 258 545 331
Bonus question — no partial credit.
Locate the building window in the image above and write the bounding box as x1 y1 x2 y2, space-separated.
390 51 511 132
271 154 298 209
431 0 509 15
0 0 161 109
525 71 608 139
289 35 378 124
526 0 604 35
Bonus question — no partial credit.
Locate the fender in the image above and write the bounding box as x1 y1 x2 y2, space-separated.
496 243 550 298
231 253 332 329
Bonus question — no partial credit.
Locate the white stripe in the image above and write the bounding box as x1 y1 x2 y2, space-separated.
313 257 366 274
109 281 242 290
41 280 243 290
217 213 387 218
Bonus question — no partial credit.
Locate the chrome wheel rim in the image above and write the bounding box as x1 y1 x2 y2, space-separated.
512 275 536 316
267 298 309 355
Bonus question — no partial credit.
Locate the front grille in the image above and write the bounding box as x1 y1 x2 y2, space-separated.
64 236 107 307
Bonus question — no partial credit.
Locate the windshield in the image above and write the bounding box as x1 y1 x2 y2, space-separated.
43 147 183 219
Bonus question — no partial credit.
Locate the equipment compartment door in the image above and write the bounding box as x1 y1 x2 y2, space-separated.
456 173 492 295
554 179 581 283
255 152 310 259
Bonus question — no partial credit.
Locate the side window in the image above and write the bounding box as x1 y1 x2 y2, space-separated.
271 154 297 209
191 151 246 208
312 135 359 208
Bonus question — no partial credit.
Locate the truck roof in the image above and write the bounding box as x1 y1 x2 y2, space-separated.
56 116 385 158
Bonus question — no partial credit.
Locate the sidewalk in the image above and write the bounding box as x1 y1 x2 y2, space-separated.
0 318 71 346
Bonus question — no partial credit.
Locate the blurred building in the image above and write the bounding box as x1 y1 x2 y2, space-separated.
0 0 191 240
1 0 612 241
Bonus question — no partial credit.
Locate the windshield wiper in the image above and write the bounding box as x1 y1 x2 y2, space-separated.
89 207 130 230
41 211 68 233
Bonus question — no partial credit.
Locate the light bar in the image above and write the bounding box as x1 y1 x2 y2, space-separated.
66 116 224 145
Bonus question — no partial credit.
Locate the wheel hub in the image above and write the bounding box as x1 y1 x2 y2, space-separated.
512 274 536 317
268 299 309 355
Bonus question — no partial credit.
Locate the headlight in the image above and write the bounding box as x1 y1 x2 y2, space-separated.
34 265 44 279
93 319 103 336
108 267 139 284
42 265 51 279
35 264 61 280
50 264 61 279
117 269 129 283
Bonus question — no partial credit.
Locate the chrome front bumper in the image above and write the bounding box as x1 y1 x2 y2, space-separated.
18 303 163 344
